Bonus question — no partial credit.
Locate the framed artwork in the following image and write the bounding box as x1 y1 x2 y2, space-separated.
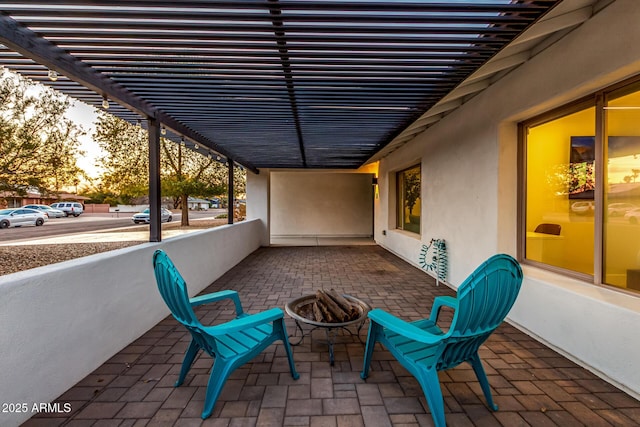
569 136 595 199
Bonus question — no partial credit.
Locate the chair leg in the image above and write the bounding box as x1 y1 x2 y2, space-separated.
176 340 200 387
275 318 300 380
469 353 498 411
360 321 381 379
417 368 446 427
201 359 234 419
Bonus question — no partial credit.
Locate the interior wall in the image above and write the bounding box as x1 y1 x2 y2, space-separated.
374 0 640 398
270 171 374 237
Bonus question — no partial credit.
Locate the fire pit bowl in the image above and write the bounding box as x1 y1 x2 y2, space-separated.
285 294 371 328
285 293 371 365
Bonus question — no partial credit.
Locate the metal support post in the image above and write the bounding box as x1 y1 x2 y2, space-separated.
228 159 234 225
148 118 161 242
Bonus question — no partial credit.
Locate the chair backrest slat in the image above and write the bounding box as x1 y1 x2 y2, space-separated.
153 250 218 355
439 254 522 368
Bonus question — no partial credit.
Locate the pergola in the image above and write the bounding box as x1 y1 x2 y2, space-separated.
1 0 585 239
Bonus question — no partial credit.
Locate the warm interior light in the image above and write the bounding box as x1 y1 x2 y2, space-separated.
48 69 58 81
102 96 109 109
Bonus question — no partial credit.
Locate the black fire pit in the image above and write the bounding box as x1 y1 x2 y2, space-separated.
285 294 371 365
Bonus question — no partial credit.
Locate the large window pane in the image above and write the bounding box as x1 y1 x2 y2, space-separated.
605 89 640 291
526 107 595 274
397 165 421 233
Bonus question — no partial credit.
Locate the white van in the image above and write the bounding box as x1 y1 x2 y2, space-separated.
50 202 84 217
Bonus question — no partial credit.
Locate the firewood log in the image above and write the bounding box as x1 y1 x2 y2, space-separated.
312 301 324 323
316 290 349 322
315 298 336 323
326 289 358 319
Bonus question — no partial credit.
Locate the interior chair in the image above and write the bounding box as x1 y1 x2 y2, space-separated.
153 249 299 419
534 223 561 235
360 254 523 427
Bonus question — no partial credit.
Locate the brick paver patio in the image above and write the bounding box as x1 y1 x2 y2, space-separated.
26 246 640 426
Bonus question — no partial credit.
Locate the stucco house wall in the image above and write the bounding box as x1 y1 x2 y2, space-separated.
270 171 374 238
374 0 640 398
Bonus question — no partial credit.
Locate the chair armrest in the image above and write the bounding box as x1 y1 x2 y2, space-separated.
205 307 284 336
190 290 244 316
368 309 443 345
428 296 458 323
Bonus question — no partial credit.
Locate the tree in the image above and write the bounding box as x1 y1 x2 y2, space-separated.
404 168 421 215
93 113 149 201
161 141 229 225
0 69 86 196
94 113 239 226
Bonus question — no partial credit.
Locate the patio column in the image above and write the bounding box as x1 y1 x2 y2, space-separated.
246 168 270 246
148 118 161 242
227 159 234 225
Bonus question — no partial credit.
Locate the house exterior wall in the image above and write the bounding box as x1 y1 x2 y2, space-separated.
375 0 640 398
270 171 374 238
0 220 264 427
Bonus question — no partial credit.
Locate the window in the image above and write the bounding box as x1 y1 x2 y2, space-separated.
396 165 421 233
604 87 640 290
524 105 596 275
521 77 640 293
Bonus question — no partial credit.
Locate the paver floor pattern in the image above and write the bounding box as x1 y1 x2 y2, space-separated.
26 246 640 426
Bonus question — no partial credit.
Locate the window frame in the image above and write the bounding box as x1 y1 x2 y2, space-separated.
518 74 640 292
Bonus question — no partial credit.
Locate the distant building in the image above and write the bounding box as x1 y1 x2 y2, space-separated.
187 197 210 210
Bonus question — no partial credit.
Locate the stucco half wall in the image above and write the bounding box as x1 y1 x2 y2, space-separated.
0 220 263 427
374 0 640 399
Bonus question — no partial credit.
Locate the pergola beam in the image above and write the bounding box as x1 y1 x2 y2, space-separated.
0 14 259 174
0 14 152 118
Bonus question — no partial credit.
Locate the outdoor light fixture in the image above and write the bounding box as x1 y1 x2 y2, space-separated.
102 96 109 109
47 69 58 81
160 126 166 135
216 155 221 161
136 119 141 127
180 137 185 146
194 143 199 150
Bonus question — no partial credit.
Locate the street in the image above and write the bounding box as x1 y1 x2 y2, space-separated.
0 210 224 243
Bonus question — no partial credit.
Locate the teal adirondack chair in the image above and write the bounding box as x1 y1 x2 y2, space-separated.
360 254 523 427
153 249 299 419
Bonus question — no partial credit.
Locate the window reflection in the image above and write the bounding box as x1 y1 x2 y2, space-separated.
397 165 421 234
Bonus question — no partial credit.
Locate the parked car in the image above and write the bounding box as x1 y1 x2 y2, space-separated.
0 208 48 228
608 202 636 217
132 208 173 224
624 208 640 224
571 201 595 215
50 202 84 217
22 204 65 218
